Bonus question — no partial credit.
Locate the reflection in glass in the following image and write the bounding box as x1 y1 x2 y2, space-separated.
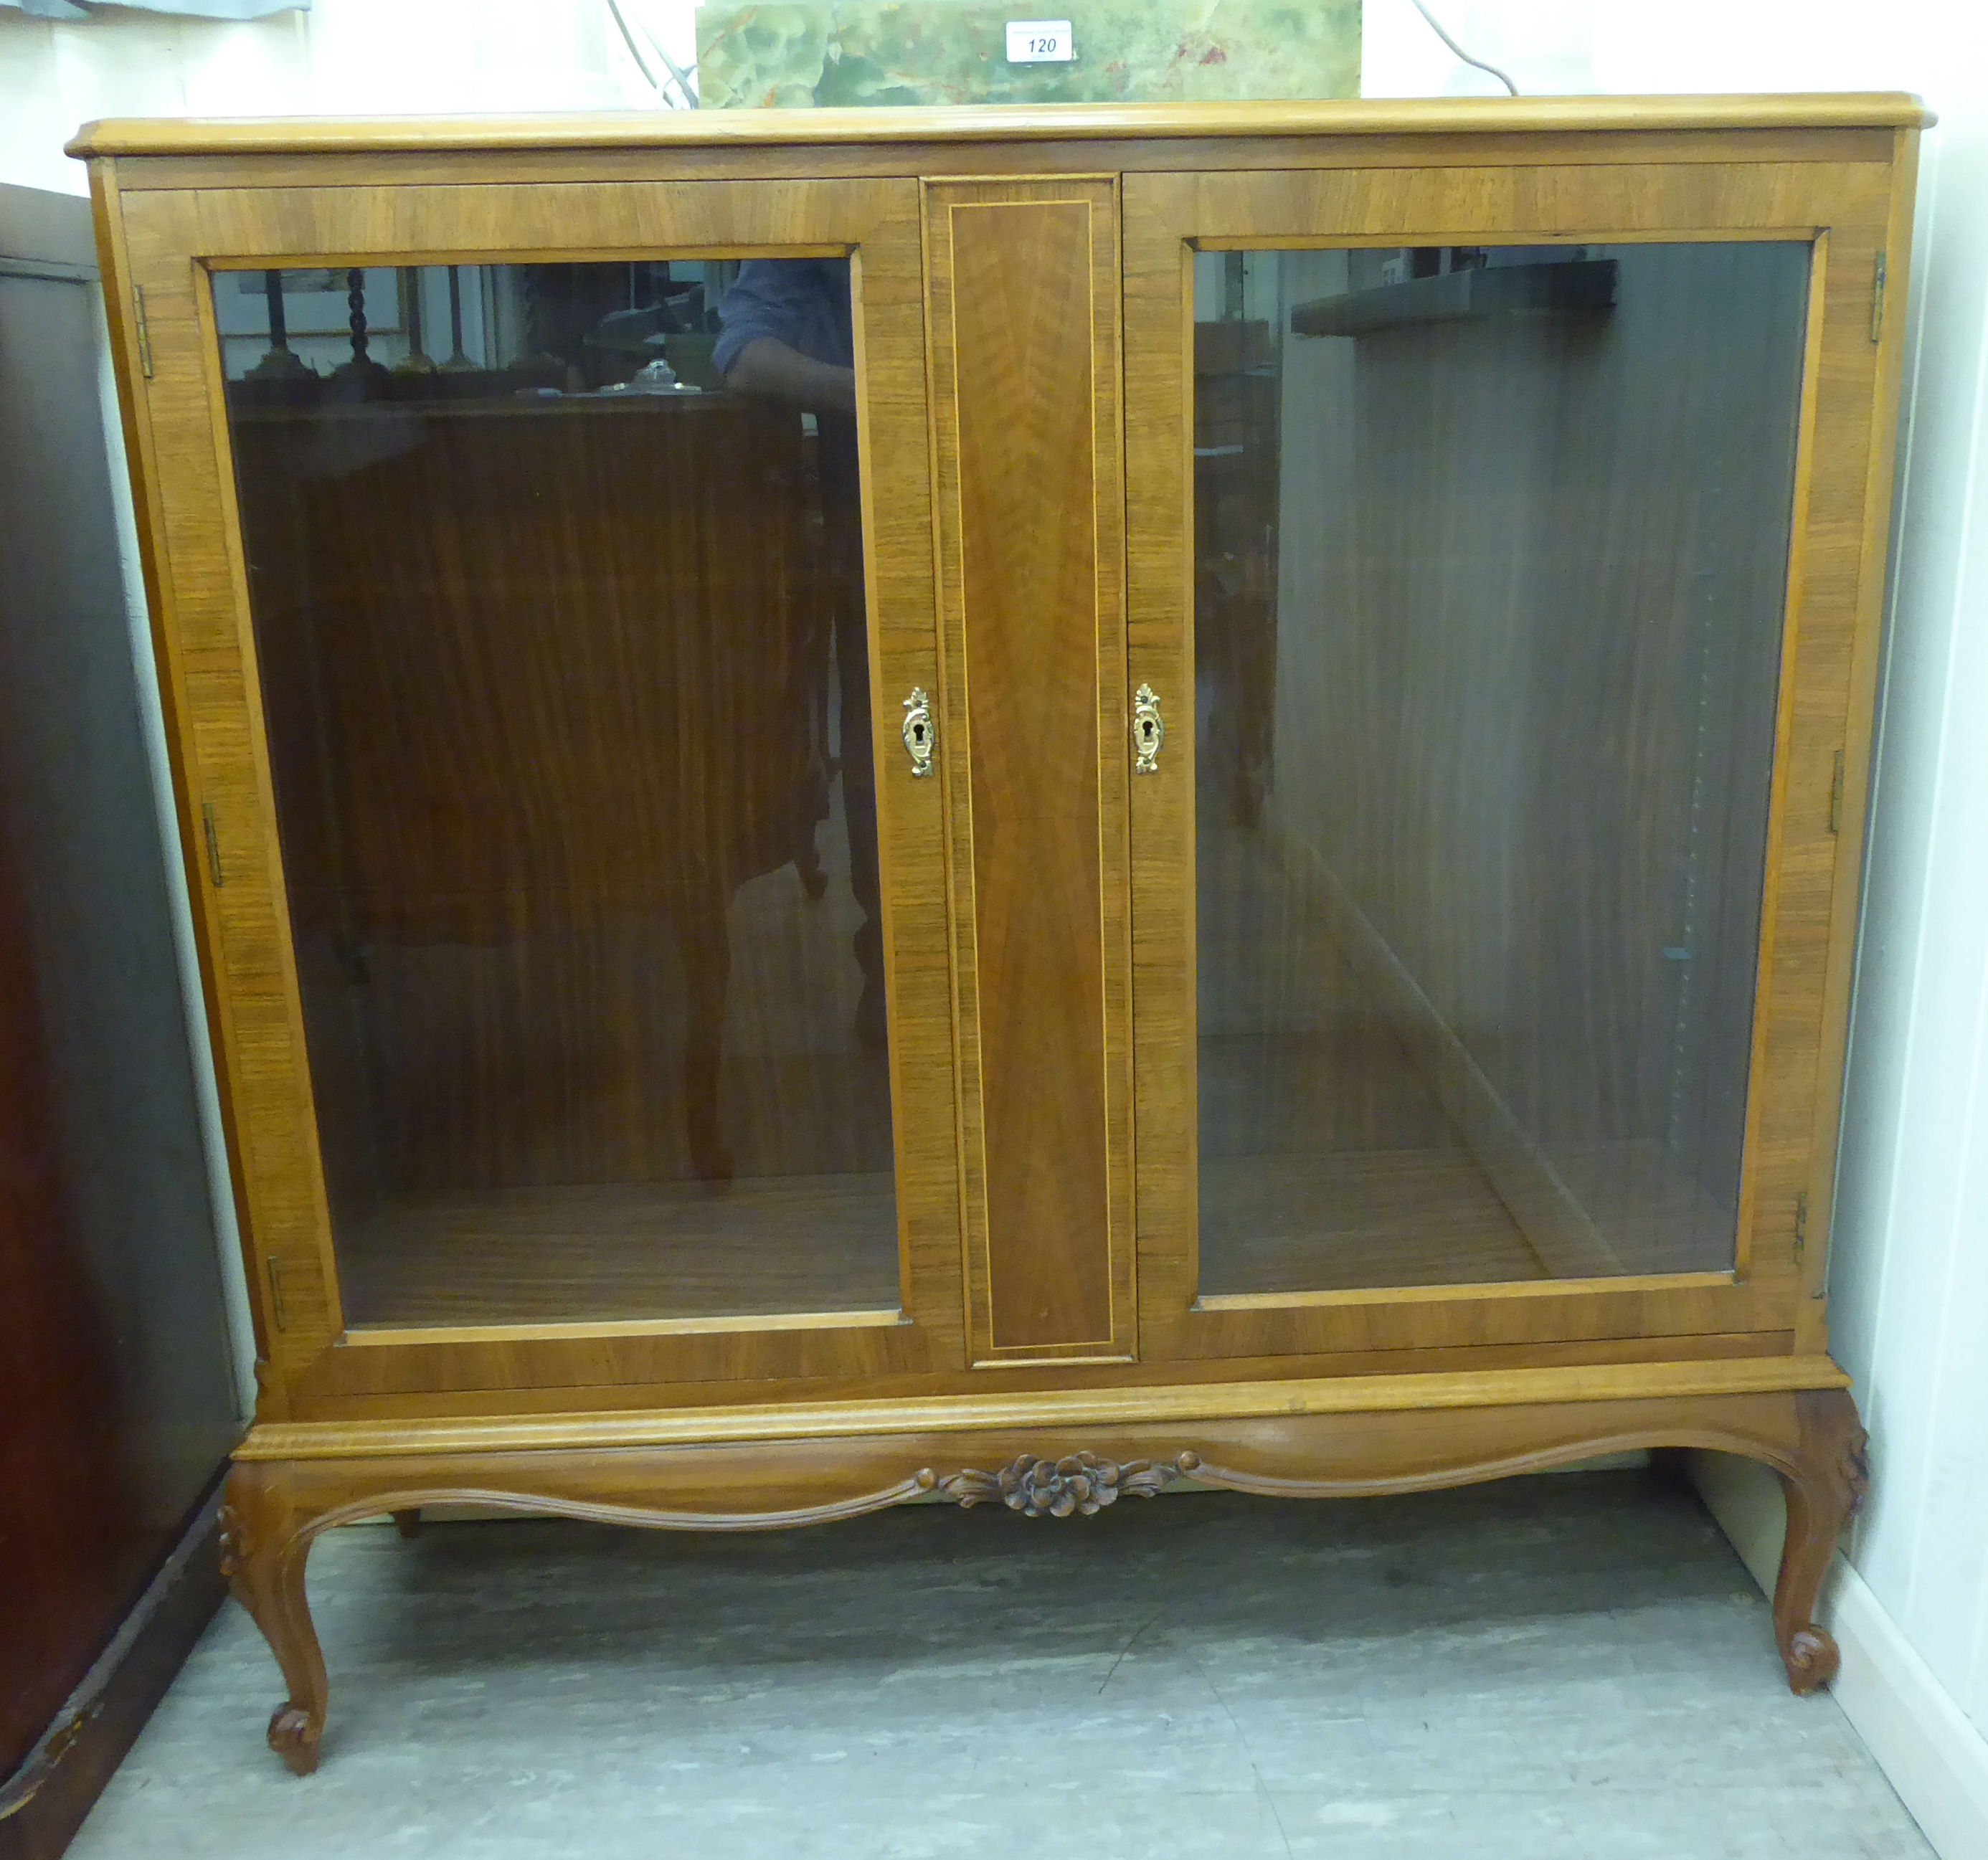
219 259 897 1327
1194 243 1809 1296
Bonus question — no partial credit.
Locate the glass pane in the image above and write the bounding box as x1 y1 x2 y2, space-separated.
1193 243 1809 1296
218 259 897 1327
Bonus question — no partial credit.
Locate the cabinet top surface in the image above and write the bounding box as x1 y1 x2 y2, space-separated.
67 92 1931 161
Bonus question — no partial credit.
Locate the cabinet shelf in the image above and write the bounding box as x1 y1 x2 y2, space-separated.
1290 257 1618 338
339 1177 901 1331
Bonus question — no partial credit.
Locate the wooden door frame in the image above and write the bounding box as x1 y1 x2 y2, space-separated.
98 169 967 1410
1123 138 1918 1365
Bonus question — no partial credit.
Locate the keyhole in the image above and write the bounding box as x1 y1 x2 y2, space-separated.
912 722 928 749
1140 720 1155 747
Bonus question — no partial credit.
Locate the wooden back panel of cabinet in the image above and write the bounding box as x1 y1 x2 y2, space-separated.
234 393 834 1206
235 395 827 946
72 99 1925 1429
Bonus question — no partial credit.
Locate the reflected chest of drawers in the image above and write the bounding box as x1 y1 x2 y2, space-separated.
75 92 1921 1771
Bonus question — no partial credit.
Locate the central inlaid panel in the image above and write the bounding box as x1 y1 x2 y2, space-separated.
924 178 1134 1363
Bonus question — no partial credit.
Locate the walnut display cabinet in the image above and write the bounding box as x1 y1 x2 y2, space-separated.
74 94 1924 1774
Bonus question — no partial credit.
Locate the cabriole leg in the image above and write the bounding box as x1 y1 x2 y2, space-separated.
217 1461 329 1775
1771 1387 1869 1694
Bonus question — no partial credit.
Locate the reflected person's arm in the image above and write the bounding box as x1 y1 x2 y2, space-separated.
722 335 857 417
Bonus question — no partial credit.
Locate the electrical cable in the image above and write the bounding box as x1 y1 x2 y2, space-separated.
635 11 699 108
1405 0 1520 96
605 0 663 98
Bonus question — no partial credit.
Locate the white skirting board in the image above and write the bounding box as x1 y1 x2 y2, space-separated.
1690 1452 1988 1860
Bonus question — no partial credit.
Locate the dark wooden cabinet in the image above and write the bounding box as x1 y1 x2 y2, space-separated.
0 181 241 1849
74 94 1923 1774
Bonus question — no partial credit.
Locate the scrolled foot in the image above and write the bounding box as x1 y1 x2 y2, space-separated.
1781 1625 1841 1694
1771 1387 1865 1696
224 1465 333 1773
268 1702 322 1776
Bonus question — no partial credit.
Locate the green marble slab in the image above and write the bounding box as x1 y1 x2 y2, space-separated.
696 1 1360 109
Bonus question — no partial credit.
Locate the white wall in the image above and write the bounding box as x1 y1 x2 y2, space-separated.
0 0 1982 1833
0 0 700 195
1825 4 1988 1752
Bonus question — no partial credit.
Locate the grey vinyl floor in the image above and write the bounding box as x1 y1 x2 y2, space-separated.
70 1471 1932 1859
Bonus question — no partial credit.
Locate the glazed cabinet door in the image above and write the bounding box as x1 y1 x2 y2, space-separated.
106 173 965 1408
1124 148 1911 1365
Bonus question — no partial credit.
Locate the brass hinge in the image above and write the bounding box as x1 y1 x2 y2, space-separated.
1829 751 1845 835
201 801 224 886
133 283 153 377
267 1259 290 1332
1870 252 1887 345
1794 1190 1809 1261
